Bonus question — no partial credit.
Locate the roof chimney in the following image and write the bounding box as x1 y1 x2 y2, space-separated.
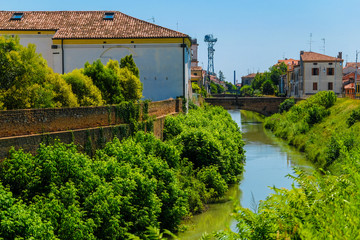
300 51 304 55
338 52 342 59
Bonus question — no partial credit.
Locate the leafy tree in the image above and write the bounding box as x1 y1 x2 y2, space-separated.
225 81 237 93
210 82 218 94
240 85 254 97
279 98 295 113
62 69 104 106
251 72 268 90
120 54 140 78
261 80 275 95
44 72 79 108
192 82 201 93
0 35 78 109
218 70 225 82
83 59 124 104
117 67 143 101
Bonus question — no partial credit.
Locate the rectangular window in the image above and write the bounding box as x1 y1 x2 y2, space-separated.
313 82 318 90
11 13 23 20
328 82 333 90
327 68 334 75
103 12 115 20
312 68 319 75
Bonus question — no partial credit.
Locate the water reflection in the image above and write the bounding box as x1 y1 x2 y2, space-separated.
229 110 314 209
178 109 314 239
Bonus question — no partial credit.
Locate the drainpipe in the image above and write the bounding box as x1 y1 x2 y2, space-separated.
61 39 64 74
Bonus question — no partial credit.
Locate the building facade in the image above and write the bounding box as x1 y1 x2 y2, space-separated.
241 73 256 86
0 11 191 101
290 51 343 97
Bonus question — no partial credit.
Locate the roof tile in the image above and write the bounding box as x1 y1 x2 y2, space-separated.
301 51 342 62
0 11 189 39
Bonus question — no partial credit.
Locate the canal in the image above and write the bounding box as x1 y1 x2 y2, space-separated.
178 109 314 240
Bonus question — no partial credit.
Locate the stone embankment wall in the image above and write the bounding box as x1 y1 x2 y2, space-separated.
0 99 182 159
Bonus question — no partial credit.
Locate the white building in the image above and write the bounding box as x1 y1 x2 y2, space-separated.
0 11 191 101
290 51 343 97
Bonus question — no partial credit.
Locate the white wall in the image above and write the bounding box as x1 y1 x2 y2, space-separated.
16 34 55 69
5 33 190 101
63 43 186 101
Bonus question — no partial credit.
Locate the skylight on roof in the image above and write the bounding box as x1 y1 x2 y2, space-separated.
11 13 23 20
103 12 114 20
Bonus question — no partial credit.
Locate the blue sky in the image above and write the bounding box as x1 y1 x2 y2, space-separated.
2 0 360 83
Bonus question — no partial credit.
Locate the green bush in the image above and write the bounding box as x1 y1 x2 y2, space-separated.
347 107 360 127
197 165 228 199
240 85 253 97
62 69 104 106
83 59 124 104
279 98 295 113
261 79 275 95
308 90 337 108
0 36 79 109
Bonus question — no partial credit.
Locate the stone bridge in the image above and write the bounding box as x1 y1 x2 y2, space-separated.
205 96 298 116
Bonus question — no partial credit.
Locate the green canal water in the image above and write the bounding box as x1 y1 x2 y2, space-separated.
177 110 314 240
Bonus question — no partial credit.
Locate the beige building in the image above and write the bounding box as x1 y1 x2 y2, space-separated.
290 51 343 97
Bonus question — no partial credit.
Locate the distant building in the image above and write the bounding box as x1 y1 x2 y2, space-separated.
343 72 360 98
278 58 299 96
343 62 360 75
290 51 343 97
191 66 205 91
241 73 257 86
0 11 191 101
191 38 199 68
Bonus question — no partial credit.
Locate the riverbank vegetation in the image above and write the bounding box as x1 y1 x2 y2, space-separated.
0 35 142 110
0 105 245 239
213 91 360 239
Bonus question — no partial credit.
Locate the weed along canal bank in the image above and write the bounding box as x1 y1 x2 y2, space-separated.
178 109 314 240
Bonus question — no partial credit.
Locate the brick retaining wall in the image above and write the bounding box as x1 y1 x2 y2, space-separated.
0 99 182 138
0 99 182 159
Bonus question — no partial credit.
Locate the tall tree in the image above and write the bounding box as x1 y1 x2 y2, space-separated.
120 54 140 78
218 70 225 82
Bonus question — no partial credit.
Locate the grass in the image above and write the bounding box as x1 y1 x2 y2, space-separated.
265 96 360 172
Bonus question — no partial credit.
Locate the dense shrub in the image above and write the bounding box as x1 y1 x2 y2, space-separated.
197 166 228 199
83 59 124 104
62 69 104 106
0 36 78 109
0 104 245 239
308 90 337 108
261 80 275 95
347 107 360 126
240 85 254 97
279 98 295 113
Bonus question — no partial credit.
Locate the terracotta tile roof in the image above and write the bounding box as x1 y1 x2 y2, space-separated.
242 73 256 78
0 11 189 39
301 51 343 62
343 72 360 81
345 62 358 68
278 58 299 65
